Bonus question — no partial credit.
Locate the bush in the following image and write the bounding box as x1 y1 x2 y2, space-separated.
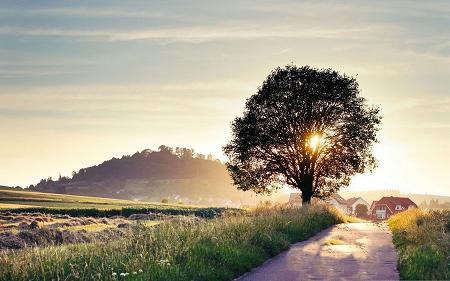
388 209 449 280
0 205 344 281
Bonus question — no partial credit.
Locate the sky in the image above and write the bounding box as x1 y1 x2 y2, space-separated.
0 1 449 196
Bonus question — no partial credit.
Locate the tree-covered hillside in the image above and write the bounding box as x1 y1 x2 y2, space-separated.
30 146 255 206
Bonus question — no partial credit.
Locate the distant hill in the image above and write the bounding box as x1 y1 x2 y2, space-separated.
30 146 258 206
0 185 22 191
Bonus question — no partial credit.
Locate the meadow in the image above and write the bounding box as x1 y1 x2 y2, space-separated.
0 205 348 281
388 208 449 280
0 188 231 218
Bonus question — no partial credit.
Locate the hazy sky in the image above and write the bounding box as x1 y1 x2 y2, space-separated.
1 1 449 196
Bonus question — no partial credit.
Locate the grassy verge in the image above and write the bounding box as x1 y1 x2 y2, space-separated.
0 205 347 281
388 209 449 280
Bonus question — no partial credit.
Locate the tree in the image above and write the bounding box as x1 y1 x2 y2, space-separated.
196 153 206 160
158 145 173 154
419 200 428 209
429 199 440 209
223 65 381 204
355 204 368 217
180 148 194 160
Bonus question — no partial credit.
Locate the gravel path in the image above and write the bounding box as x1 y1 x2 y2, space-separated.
237 222 399 281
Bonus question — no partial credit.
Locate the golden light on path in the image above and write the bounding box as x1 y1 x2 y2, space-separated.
309 134 322 151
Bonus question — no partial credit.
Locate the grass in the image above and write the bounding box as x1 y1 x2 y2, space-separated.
323 236 347 246
0 203 35 209
388 208 449 280
0 189 238 218
0 205 347 281
63 221 160 232
63 224 116 232
140 221 161 227
0 188 200 208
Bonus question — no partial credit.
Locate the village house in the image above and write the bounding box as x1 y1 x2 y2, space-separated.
369 196 418 220
346 197 370 216
287 193 370 217
327 194 351 214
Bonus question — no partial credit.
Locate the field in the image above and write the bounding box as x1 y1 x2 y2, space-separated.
0 187 199 210
388 208 449 280
0 205 348 280
0 188 232 218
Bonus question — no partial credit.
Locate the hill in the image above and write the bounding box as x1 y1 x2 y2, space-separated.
30 146 256 206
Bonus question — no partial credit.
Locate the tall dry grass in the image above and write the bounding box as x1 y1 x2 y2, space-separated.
388 208 449 280
0 205 345 281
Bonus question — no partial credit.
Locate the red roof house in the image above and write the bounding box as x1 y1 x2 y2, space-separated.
369 196 418 220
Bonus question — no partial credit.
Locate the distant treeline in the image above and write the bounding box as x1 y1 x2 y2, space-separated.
1 206 242 219
0 185 22 190
419 199 450 210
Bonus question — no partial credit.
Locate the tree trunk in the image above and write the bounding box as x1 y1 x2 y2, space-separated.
301 175 313 205
302 189 312 205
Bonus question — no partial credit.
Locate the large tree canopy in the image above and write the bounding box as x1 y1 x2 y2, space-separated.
223 65 381 204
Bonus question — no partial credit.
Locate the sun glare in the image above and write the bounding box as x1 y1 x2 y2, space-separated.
309 134 322 151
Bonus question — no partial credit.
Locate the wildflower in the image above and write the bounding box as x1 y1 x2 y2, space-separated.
133 272 137 275
112 272 117 276
138 269 143 273
157 259 171 266
120 273 126 277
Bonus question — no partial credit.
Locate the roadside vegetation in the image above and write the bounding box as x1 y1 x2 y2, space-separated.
388 208 449 280
0 205 348 281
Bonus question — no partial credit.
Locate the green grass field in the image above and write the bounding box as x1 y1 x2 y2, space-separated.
0 188 234 218
388 208 449 280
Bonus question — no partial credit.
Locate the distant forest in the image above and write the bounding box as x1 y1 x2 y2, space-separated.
29 146 259 206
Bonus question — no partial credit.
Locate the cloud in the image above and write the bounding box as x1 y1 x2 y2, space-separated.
0 81 253 117
25 8 174 19
0 24 388 42
0 69 65 78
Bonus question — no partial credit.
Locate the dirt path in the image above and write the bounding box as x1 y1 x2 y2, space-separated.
237 222 399 281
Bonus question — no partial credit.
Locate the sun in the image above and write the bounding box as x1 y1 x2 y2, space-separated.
309 134 322 151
